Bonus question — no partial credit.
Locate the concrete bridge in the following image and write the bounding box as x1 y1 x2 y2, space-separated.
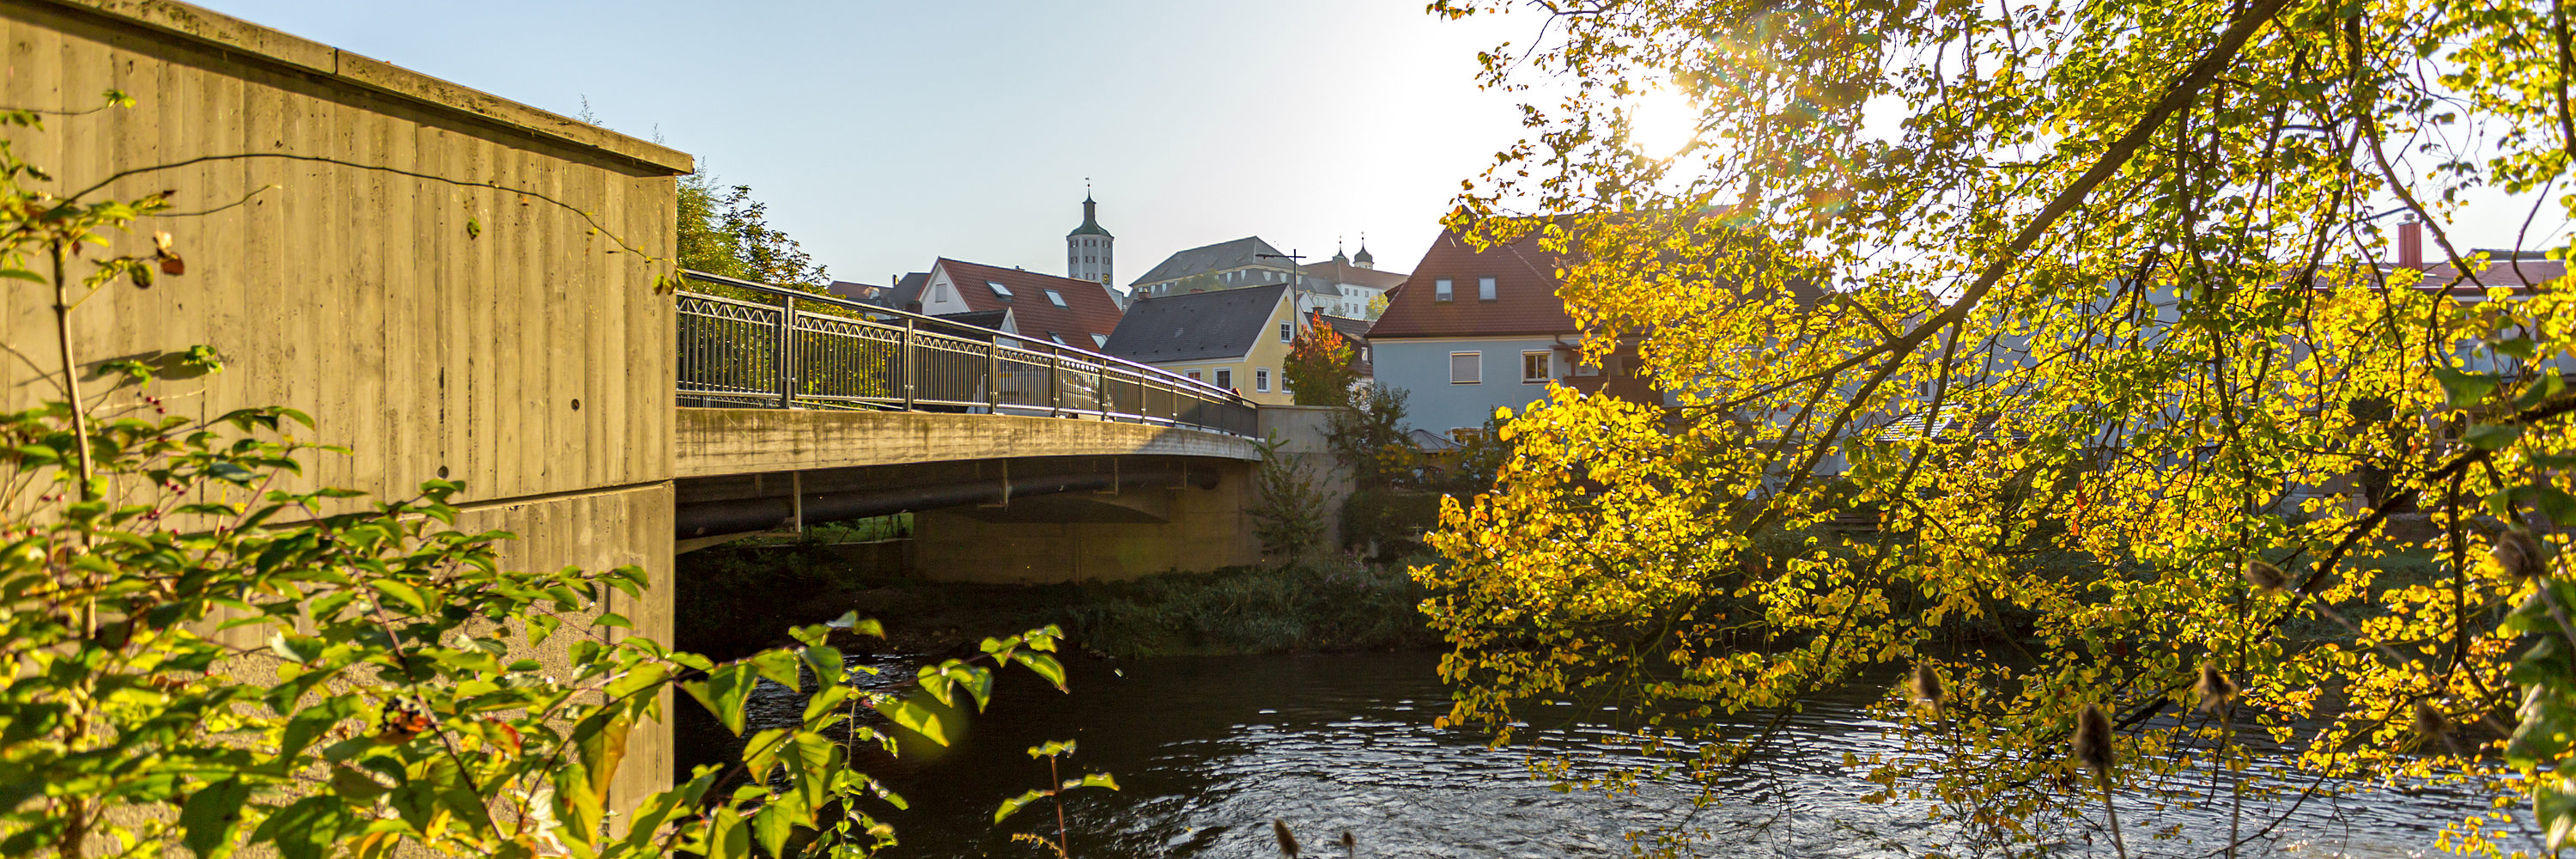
0 0 1277 813
666 273 1267 582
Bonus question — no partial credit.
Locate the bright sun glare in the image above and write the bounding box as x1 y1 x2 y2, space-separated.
1625 88 1702 160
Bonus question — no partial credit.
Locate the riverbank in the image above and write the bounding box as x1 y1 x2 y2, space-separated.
675 543 1443 661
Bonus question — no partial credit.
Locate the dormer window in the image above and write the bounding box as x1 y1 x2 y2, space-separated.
1046 289 1067 308
987 281 1014 301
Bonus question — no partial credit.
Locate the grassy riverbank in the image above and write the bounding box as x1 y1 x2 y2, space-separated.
675 544 1443 661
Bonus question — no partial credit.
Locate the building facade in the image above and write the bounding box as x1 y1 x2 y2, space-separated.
1101 283 1304 405
1364 228 1595 439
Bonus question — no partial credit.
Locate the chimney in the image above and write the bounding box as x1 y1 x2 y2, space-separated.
2399 219 2424 269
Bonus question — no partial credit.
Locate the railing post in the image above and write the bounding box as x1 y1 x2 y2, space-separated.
986 340 1000 412
901 317 917 411
776 295 797 409
1048 351 1061 417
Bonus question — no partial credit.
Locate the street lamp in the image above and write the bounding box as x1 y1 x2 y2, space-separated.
1256 249 1305 323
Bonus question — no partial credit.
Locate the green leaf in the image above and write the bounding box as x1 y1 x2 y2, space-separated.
2466 423 2524 450
1014 651 1068 691
993 789 1048 824
873 696 954 746
2433 365 2500 407
180 778 252 859
680 663 757 735
748 649 803 693
754 797 799 859
248 796 344 859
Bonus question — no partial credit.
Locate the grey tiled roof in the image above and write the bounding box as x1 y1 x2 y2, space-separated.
1129 236 1285 286
1103 283 1290 364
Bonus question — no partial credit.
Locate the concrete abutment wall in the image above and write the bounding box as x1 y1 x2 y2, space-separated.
0 0 689 811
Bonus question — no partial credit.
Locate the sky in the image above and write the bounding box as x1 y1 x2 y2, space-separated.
191 1 2571 290
193 0 1537 290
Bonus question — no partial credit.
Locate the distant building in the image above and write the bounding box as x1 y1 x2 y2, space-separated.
916 258 1127 350
1066 192 1115 291
1102 283 1303 405
1128 236 1404 319
832 272 930 312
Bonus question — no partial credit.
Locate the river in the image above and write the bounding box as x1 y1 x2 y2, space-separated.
692 650 2501 858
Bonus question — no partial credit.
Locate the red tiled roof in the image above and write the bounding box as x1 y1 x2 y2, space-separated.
932 258 1127 346
1365 228 1577 339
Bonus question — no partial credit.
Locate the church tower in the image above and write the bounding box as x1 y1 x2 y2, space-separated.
1066 188 1114 289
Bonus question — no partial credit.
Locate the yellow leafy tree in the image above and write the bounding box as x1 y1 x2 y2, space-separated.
1417 0 2576 854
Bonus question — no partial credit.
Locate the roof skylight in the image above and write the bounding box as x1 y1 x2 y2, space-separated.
987 281 1014 299
1045 289 1067 307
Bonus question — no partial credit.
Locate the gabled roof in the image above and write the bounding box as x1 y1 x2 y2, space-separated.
1317 313 1373 376
1103 283 1291 364
1365 228 1579 339
939 308 1013 334
1131 236 1286 286
931 259 1126 346
823 280 883 304
1318 313 1371 342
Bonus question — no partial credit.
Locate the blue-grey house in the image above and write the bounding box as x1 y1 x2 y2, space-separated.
1367 228 1652 440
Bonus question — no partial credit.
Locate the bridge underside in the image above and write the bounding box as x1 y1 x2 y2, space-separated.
674 409 1265 582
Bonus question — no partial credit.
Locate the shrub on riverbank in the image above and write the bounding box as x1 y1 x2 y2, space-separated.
1064 559 1440 658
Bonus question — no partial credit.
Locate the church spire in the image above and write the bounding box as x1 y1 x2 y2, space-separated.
1066 182 1114 289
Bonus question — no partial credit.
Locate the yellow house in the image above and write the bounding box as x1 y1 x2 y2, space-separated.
1101 283 1304 405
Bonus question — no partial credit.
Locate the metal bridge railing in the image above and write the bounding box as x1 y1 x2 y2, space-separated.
675 271 1260 437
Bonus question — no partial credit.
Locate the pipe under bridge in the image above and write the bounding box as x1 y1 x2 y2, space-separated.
670 273 1269 582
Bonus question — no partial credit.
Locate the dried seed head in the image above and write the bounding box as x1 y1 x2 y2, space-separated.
2243 559 2288 594
2195 663 2239 714
1274 819 1300 857
2073 703 2117 773
1909 661 1947 717
2414 699 2452 741
2492 528 2548 581
1340 832 1356 855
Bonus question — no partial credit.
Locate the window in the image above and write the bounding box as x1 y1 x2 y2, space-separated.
1450 351 1481 384
1479 277 1498 302
934 280 953 302
1360 345 1370 362
1215 369 1233 389
1522 351 1552 383
1435 278 1454 302
1255 369 1271 393
1449 428 1487 445
987 280 1014 301
1045 289 1067 307
1091 333 1109 348
1188 370 1203 381
1279 320 1292 343
1047 332 1066 344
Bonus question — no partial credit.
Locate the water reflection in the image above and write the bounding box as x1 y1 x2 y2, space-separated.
720 652 2487 858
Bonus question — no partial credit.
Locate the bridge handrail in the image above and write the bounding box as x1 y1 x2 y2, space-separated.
674 270 1261 437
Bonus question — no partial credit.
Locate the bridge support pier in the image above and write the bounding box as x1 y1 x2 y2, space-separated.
909 460 1261 582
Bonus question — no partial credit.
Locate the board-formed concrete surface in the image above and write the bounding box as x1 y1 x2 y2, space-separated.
675 408 1261 478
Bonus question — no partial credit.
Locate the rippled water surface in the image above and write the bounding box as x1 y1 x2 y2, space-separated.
738 652 2494 858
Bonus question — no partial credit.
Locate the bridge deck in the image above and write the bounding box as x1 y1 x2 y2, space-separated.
674 408 1261 478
